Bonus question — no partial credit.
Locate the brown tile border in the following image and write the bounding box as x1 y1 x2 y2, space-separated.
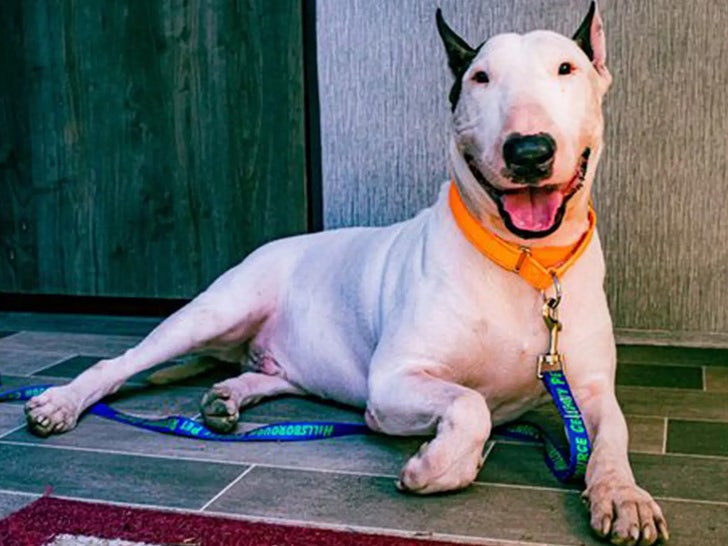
626 415 666 454
705 367 728 393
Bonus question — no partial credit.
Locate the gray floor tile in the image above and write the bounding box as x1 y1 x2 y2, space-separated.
0 405 26 438
0 443 247 509
0 348 73 375
617 345 728 367
205 466 601 546
4 396 580 487
0 395 689 497
616 363 703 389
616 386 728 420
240 395 366 423
204 466 727 546
479 442 579 491
658 499 728 546
0 491 38 518
0 312 160 337
631 451 728 503
3 414 419 476
666 420 728 457
105 384 207 416
481 442 728 503
2 406 587 490
0 331 141 357
4 416 223 460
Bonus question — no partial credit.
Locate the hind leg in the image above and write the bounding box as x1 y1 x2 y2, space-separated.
25 264 277 436
201 372 304 433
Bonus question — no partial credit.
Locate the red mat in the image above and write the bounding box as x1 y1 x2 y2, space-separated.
0 496 469 546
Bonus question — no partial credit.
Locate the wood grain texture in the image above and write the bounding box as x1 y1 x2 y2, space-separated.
0 0 307 298
317 0 728 339
0 1 37 293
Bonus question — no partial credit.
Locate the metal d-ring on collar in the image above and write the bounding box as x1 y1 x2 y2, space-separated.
543 272 562 308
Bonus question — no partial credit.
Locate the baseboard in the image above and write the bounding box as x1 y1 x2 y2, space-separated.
615 328 728 349
0 293 189 317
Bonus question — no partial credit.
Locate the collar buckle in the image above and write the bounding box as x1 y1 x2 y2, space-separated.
514 247 531 273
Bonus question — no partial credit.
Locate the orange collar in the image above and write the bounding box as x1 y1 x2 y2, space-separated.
448 181 596 291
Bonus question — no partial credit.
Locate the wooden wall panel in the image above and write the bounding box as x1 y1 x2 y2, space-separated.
317 0 728 343
0 0 307 298
0 1 37 294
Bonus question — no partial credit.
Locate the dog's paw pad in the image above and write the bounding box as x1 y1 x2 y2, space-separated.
200 387 239 433
24 387 81 437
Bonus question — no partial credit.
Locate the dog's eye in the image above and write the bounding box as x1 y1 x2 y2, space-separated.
558 62 574 76
472 71 489 84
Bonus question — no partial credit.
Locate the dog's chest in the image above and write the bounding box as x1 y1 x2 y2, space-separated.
451 299 565 423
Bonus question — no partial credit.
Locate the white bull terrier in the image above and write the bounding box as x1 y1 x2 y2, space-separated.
26 2 668 544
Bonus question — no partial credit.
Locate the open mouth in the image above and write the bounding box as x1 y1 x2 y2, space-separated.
465 149 591 239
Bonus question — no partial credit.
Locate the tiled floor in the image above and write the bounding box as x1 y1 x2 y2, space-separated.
1 312 727 545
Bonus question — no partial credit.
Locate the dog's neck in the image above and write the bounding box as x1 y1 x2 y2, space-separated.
448 139 593 248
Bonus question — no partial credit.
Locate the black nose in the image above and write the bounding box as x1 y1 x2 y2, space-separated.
503 133 556 181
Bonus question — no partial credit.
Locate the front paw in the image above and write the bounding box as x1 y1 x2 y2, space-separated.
396 439 485 495
583 480 669 545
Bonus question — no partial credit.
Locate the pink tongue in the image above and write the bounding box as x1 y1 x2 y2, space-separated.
502 189 564 232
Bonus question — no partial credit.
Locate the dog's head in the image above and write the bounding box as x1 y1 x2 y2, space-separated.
438 1 611 243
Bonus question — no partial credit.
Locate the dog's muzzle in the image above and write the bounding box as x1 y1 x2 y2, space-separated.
466 148 591 240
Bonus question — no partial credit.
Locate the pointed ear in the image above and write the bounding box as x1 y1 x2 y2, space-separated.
573 1 609 78
436 9 477 77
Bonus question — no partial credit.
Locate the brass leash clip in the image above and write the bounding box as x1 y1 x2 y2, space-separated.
537 274 565 378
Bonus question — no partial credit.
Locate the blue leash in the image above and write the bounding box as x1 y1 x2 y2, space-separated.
0 383 369 442
0 371 590 482
493 370 591 482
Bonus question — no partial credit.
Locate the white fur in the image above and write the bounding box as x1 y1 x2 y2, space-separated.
26 5 667 544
